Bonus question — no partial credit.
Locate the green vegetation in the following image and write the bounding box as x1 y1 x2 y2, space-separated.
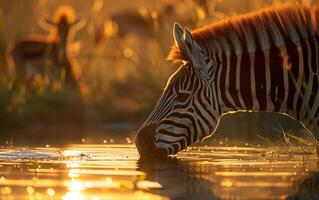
0 0 316 144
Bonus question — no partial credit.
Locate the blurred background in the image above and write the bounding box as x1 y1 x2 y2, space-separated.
0 0 316 146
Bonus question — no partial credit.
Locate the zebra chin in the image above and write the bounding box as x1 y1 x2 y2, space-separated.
135 124 168 159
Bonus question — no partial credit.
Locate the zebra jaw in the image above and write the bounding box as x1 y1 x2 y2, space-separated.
173 23 211 80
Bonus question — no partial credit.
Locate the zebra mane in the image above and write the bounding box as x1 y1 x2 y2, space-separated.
168 4 319 62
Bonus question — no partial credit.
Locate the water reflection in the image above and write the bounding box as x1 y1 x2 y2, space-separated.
139 157 219 200
0 144 317 199
139 146 318 199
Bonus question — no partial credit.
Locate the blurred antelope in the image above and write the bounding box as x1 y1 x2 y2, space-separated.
11 5 85 87
96 7 161 43
96 0 209 43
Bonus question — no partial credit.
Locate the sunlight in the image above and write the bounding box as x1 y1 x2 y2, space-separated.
63 179 85 200
215 171 297 177
92 0 103 13
1 0 319 199
135 180 162 190
221 180 233 187
47 188 55 196
103 177 123 189
1 186 12 194
68 169 81 178
123 48 133 58
63 191 84 200
63 151 83 157
26 186 35 195
0 144 318 199
104 19 118 37
68 180 84 191
105 177 112 186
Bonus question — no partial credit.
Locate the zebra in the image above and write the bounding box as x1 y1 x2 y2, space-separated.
135 4 319 158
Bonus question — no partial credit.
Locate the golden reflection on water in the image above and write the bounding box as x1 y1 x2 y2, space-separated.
0 144 317 199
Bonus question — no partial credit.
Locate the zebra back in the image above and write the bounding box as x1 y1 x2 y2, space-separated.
168 4 319 63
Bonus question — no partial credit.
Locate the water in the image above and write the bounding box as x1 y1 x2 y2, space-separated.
0 144 317 200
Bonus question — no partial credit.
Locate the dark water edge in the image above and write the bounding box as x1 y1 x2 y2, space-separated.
287 172 319 200
0 122 141 146
0 112 315 148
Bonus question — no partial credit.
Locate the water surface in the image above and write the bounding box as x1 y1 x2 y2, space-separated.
0 144 317 199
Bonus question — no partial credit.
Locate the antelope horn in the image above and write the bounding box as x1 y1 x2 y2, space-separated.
37 17 54 31
71 16 87 30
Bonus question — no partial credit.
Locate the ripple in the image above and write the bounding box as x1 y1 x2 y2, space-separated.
0 144 317 199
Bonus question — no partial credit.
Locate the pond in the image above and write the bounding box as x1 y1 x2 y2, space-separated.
0 143 317 200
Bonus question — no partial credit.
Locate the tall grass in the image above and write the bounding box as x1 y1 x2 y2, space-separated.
0 0 317 143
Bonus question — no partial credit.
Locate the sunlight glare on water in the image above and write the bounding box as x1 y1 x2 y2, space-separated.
0 144 317 199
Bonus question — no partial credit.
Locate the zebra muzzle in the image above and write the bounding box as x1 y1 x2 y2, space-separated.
135 124 168 158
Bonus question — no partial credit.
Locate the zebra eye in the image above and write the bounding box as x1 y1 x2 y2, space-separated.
176 92 190 102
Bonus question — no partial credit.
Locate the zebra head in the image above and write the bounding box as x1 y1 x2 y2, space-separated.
135 23 219 158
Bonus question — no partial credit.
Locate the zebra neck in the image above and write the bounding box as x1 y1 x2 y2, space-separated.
212 50 319 133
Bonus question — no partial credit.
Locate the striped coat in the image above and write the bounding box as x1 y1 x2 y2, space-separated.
136 4 319 158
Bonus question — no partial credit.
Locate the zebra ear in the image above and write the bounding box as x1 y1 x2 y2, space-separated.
173 23 211 79
173 23 183 48
173 23 192 60
183 28 210 78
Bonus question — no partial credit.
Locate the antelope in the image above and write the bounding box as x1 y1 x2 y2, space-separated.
11 5 85 87
95 0 209 43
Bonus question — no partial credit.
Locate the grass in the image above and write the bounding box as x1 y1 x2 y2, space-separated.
0 0 318 144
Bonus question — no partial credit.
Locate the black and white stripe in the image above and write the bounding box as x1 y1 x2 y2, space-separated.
135 4 319 156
